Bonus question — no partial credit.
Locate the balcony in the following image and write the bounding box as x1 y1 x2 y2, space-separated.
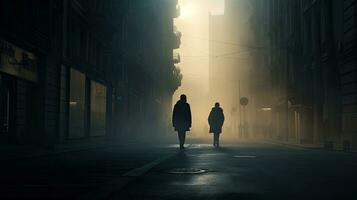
173 51 181 64
171 64 182 91
174 5 181 18
173 28 182 49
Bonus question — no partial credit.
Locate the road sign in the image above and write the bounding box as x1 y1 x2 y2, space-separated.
240 97 249 106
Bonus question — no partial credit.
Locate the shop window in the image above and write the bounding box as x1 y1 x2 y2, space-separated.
69 69 86 139
90 81 106 136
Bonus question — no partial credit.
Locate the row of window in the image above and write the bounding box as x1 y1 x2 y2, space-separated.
67 13 105 76
0 1 50 38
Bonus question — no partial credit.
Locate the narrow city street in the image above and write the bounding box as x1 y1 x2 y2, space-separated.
1 0 356 200
108 143 357 200
2 141 357 199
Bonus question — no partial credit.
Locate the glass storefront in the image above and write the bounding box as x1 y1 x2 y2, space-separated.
90 81 106 136
69 69 86 139
0 74 10 143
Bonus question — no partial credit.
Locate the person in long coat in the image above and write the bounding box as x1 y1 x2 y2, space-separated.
208 102 225 148
172 94 192 149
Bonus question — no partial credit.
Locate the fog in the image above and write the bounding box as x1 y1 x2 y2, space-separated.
173 0 262 142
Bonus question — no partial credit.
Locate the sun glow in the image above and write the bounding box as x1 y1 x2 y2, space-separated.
179 3 196 19
174 0 225 140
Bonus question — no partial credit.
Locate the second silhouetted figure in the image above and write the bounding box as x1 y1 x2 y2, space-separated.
208 102 225 148
172 94 192 149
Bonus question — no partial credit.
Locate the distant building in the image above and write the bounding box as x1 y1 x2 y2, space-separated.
209 0 254 137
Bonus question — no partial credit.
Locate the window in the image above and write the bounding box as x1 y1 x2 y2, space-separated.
90 81 106 136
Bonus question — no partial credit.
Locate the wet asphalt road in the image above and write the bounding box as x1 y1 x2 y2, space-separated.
2 142 357 199
107 143 357 200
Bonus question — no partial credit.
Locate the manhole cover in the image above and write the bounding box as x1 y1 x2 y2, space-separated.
167 168 207 174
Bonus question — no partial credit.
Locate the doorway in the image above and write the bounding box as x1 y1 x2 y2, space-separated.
0 74 15 144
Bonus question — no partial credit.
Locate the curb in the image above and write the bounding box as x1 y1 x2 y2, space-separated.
264 140 357 153
0 143 120 161
0 139 153 161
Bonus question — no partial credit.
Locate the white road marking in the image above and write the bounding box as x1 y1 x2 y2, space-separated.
82 144 192 200
122 144 193 177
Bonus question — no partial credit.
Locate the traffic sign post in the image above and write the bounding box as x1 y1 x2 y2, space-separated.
240 97 249 106
240 97 249 139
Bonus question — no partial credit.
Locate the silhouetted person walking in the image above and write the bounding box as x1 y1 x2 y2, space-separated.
208 102 225 148
172 94 192 149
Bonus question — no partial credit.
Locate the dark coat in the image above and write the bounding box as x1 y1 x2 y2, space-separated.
208 107 225 134
172 100 192 132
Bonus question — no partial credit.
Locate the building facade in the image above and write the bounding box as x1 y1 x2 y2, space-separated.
110 0 181 139
59 0 115 143
250 0 357 149
0 0 181 148
0 0 62 146
248 0 273 139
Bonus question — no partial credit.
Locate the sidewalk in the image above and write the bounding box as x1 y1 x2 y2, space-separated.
264 139 357 152
265 139 323 149
0 135 179 200
0 137 121 161
0 133 179 161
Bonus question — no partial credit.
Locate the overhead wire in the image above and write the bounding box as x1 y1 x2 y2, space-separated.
182 34 265 50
